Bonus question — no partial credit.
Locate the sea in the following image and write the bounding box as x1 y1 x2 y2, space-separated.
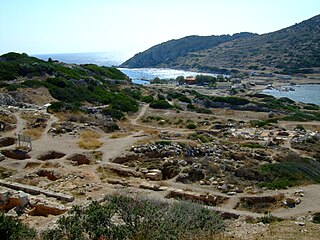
262 84 320 106
33 52 320 105
33 52 218 85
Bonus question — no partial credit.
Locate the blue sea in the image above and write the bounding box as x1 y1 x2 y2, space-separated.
33 52 320 105
262 84 320 105
33 52 218 85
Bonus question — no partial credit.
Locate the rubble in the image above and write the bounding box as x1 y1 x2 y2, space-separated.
36 169 61 181
0 180 74 202
67 153 91 165
166 188 228 206
0 137 16 147
145 169 162 181
2 149 31 160
37 151 66 160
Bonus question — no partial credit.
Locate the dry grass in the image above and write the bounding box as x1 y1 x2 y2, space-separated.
0 114 17 124
264 221 320 240
110 132 130 139
78 130 103 150
80 130 101 139
96 166 120 180
42 162 60 168
143 128 160 135
23 128 44 140
0 166 16 179
78 139 103 150
24 161 42 169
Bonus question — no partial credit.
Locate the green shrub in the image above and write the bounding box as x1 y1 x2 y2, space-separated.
42 195 225 240
250 119 279 128
157 94 166 100
186 123 197 129
303 104 320 111
155 140 172 146
141 95 154 103
295 124 306 131
241 142 264 149
178 95 192 103
47 101 81 113
258 214 281 224
0 213 36 240
102 108 125 120
210 96 250 105
258 156 320 189
196 107 212 114
313 212 320 224
149 100 172 109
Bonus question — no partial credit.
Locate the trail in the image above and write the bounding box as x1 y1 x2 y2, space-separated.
13 112 27 136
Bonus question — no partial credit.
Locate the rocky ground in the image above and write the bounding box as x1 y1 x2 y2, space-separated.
1 84 320 239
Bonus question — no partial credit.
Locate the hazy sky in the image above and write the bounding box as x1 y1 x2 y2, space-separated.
1 0 319 56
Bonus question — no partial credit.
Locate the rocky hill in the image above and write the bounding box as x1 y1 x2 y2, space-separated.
0 53 139 120
121 14 320 75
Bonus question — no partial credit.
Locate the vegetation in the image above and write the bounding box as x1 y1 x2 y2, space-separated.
0 213 36 240
241 142 265 149
78 131 103 150
42 195 225 240
0 53 139 118
258 214 282 224
195 75 217 85
0 52 127 81
102 108 125 120
188 133 213 143
121 32 255 70
250 119 279 128
186 123 197 129
141 95 154 103
313 212 320 224
149 100 173 109
258 154 320 189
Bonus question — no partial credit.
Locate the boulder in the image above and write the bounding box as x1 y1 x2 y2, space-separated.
2 149 30 160
37 151 66 161
36 169 61 181
139 182 162 191
67 154 90 165
0 137 15 147
145 169 162 181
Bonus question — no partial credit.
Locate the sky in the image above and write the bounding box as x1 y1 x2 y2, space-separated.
0 0 320 56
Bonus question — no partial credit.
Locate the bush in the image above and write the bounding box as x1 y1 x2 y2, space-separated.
47 101 81 113
0 213 36 240
258 214 281 224
102 108 125 120
42 195 225 240
186 123 197 129
313 212 320 224
141 95 154 103
178 95 192 104
241 142 264 149
258 156 320 189
149 100 172 109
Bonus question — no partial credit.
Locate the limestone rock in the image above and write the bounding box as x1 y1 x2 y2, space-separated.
145 169 162 181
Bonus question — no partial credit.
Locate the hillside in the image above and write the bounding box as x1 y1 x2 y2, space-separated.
121 14 320 75
0 52 139 120
120 32 256 70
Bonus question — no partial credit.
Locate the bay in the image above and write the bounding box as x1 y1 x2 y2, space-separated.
33 52 218 85
262 84 320 105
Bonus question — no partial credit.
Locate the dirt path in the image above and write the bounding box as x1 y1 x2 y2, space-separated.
130 104 148 126
13 112 26 136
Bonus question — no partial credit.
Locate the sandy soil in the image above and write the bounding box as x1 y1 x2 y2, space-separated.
1 103 320 238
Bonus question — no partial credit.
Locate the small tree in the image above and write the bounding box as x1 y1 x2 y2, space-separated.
176 76 185 85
